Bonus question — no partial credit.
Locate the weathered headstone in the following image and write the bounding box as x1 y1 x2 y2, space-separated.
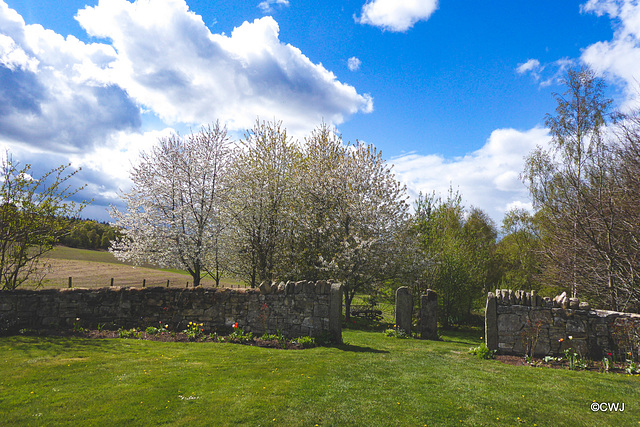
329 283 343 343
419 289 438 340
485 292 498 351
395 286 413 335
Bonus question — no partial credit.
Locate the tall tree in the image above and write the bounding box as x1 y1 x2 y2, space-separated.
314 138 410 319
0 153 89 290
523 66 611 299
110 122 231 287
225 120 300 287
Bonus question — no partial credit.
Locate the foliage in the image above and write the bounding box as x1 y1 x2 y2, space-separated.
494 209 546 293
110 122 231 287
294 336 316 348
384 328 408 339
183 321 205 341
118 328 140 339
224 120 299 287
413 189 497 327
298 124 410 318
228 323 253 343
0 153 89 290
468 342 496 360
58 219 119 250
521 66 640 311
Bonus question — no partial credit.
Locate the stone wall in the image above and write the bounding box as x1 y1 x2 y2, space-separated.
0 281 343 342
485 289 640 359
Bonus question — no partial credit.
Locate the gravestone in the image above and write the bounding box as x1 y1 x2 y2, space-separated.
485 292 497 351
395 286 413 335
420 289 438 340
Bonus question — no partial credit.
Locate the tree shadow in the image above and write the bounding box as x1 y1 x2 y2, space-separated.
333 342 389 354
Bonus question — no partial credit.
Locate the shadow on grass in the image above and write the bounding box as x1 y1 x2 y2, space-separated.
333 342 389 354
0 334 132 360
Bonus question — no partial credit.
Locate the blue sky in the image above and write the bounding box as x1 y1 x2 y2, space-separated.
1 0 639 223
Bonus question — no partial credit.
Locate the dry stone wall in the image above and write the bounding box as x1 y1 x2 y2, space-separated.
485 289 640 359
0 281 343 342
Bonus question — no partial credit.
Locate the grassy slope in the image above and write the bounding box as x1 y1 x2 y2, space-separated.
30 246 242 289
0 329 638 426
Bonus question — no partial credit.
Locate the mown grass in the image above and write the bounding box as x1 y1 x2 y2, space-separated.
1 328 638 426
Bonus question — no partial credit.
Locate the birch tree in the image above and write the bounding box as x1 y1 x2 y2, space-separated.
110 122 231 287
523 66 611 299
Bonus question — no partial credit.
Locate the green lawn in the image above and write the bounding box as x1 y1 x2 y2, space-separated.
1 328 638 426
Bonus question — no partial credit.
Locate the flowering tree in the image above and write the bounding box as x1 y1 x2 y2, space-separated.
110 123 231 287
300 125 411 318
224 120 300 287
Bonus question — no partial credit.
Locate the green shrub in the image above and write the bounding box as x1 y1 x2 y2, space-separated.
295 336 316 348
468 343 495 360
384 328 408 339
118 328 139 339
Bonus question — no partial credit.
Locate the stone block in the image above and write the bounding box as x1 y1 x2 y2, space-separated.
303 281 316 295
497 314 523 332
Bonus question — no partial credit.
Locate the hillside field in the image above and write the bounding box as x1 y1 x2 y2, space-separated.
24 246 242 289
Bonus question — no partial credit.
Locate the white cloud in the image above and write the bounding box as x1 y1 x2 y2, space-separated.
0 1 139 152
391 127 550 223
357 0 438 32
348 56 361 71
581 0 640 108
516 57 574 88
516 59 541 75
258 0 290 13
0 0 373 220
75 0 371 134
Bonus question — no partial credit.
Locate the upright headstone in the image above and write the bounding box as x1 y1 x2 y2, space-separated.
420 289 438 340
395 286 413 335
329 283 343 343
485 292 498 351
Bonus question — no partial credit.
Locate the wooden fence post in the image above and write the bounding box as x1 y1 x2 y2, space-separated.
68 277 72 288
166 280 170 288
110 278 114 287
142 279 146 288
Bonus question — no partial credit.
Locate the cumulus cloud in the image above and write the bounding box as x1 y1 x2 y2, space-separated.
581 0 640 108
357 0 438 32
0 0 373 220
391 127 550 223
75 0 372 133
0 1 140 152
347 56 361 71
258 0 290 13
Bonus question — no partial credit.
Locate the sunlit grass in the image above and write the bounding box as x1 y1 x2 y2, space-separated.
1 328 638 426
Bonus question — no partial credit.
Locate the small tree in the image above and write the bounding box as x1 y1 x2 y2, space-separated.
414 190 497 327
110 122 231 287
0 153 88 290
